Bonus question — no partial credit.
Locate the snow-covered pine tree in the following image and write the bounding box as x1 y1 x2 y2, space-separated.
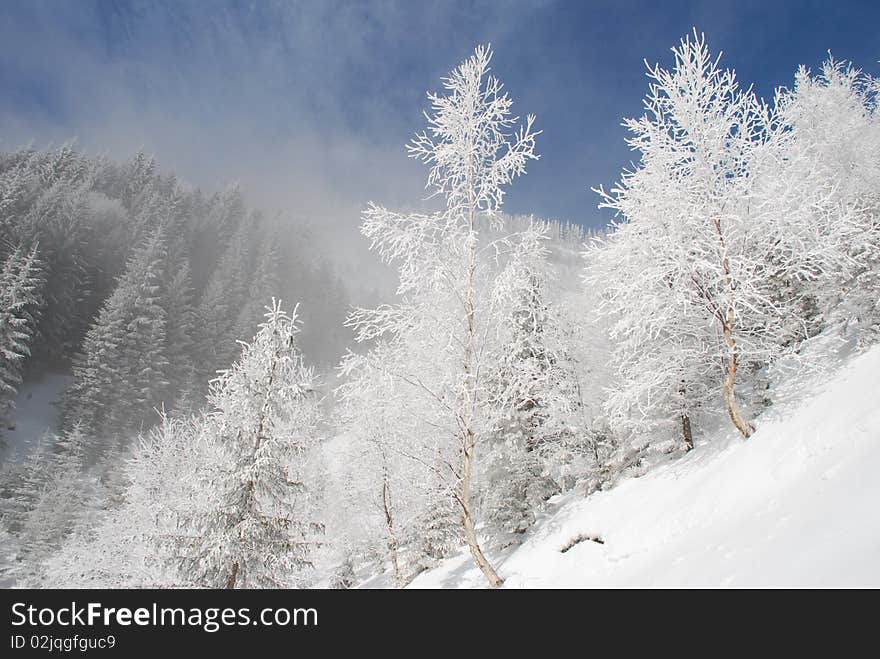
120 151 157 213
188 183 246 293
0 243 44 430
14 425 98 586
0 434 54 535
194 222 250 385
44 412 207 588
234 228 281 343
162 257 198 407
409 462 463 574
342 45 540 587
185 300 323 588
17 171 94 366
63 227 170 443
481 223 576 538
0 150 36 232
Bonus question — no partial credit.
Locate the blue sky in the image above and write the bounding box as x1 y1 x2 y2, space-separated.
0 0 878 231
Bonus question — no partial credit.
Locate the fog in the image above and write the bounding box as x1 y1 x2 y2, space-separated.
0 1 563 300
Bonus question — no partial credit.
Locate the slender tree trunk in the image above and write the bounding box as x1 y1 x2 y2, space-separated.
226 562 239 589
681 413 693 451
456 197 503 588
722 337 754 438
461 428 504 588
713 216 754 439
679 385 694 451
381 473 401 586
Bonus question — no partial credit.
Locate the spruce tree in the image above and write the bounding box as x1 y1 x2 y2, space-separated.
185 300 323 588
162 258 197 406
0 243 44 430
18 177 93 366
194 226 249 385
482 227 575 538
64 228 170 442
234 229 281 343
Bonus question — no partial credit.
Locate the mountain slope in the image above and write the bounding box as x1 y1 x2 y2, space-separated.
410 344 880 588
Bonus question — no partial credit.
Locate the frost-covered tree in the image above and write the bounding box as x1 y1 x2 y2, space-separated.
0 424 103 586
0 435 55 535
44 413 207 588
590 32 862 443
234 229 281 342
162 258 198 406
481 223 577 537
185 301 323 588
16 173 94 365
120 151 157 212
587 223 718 455
14 426 99 586
409 461 463 572
342 45 540 587
0 243 44 429
769 58 880 345
63 228 170 442
194 224 250 384
335 361 421 585
338 337 485 584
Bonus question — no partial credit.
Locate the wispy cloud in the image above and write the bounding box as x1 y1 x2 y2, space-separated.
1 0 877 252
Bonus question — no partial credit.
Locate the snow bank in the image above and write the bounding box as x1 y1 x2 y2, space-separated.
409 345 880 588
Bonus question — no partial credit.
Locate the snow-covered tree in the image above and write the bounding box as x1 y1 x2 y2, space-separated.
234 228 281 342
184 300 323 588
16 173 94 365
44 413 207 588
14 426 99 586
341 44 540 587
63 227 170 442
0 243 44 429
194 224 250 385
769 58 880 346
337 341 473 584
162 257 198 407
480 223 577 538
590 32 863 444
0 435 55 535
334 365 413 585
120 151 157 212
587 222 718 456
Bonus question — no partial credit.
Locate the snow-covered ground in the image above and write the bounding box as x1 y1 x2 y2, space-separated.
409 344 880 588
0 373 70 464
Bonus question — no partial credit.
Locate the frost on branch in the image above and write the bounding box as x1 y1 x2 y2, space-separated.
588 31 870 452
340 44 551 588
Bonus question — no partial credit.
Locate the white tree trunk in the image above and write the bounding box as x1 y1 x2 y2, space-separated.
714 217 755 439
458 210 504 588
381 473 401 587
723 336 754 438
460 428 504 588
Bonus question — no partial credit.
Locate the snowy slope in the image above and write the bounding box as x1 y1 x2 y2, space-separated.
0 373 70 465
409 345 880 588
